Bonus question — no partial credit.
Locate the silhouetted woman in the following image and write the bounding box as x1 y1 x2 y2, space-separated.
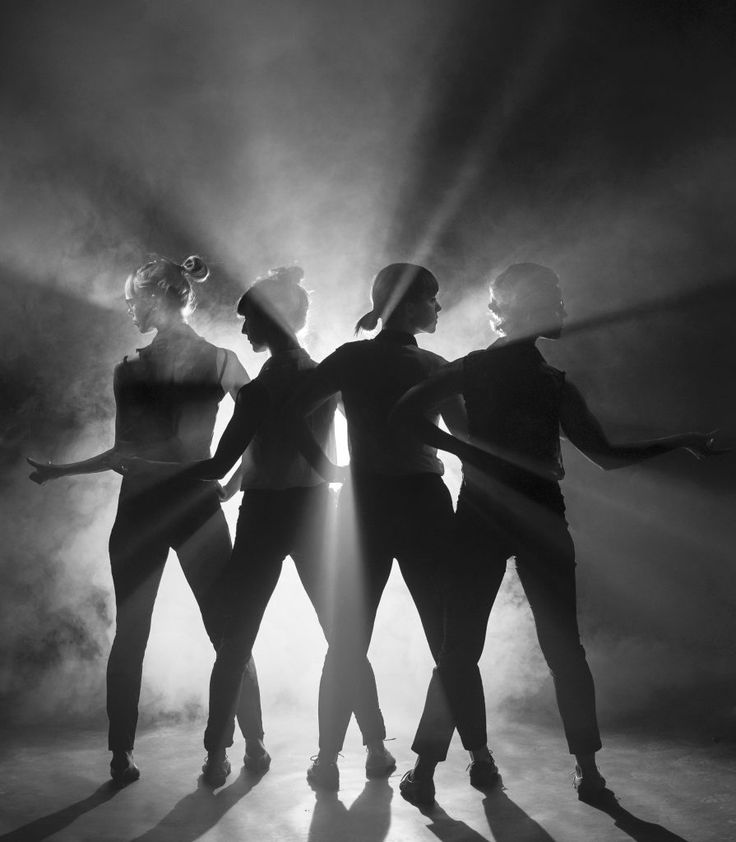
132 266 395 787
392 262 719 804
28 256 264 784
292 262 466 791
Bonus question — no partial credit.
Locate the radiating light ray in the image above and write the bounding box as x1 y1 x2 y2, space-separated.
409 1 577 269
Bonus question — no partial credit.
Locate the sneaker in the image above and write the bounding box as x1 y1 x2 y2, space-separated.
307 755 339 791
202 752 231 788
110 750 140 785
398 769 435 806
572 764 607 801
468 756 500 789
243 749 271 774
365 746 396 779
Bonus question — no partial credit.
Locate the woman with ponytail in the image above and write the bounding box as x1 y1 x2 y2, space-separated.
292 263 466 791
27 256 265 785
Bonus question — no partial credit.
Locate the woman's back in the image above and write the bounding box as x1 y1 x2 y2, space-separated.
318 330 445 477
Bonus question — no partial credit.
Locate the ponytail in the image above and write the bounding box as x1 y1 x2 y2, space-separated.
354 309 379 334
355 263 439 334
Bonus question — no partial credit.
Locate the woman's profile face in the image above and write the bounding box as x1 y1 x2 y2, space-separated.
240 303 268 351
125 287 159 334
409 291 441 334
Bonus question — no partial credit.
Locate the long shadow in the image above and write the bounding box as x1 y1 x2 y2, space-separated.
307 778 392 842
418 802 494 842
127 770 266 842
481 787 557 842
583 790 692 842
0 781 122 842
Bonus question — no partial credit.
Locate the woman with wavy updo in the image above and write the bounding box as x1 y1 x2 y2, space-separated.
28 255 265 785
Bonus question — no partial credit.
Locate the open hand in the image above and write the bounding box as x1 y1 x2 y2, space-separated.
684 429 731 459
26 457 63 484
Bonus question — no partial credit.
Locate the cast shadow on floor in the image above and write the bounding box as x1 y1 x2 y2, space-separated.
582 789 691 842
127 769 266 842
307 778 393 842
0 781 122 842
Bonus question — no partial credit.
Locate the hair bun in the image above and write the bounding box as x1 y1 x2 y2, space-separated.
181 255 210 283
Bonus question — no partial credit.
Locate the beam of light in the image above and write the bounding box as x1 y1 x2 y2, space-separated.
407 1 578 269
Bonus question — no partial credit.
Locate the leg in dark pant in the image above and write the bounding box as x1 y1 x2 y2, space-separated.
411 491 506 761
204 493 287 753
515 519 601 756
292 486 387 747
107 507 168 752
317 548 392 755
318 480 393 756
178 506 264 745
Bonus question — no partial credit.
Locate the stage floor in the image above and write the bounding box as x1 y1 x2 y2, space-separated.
1 718 734 842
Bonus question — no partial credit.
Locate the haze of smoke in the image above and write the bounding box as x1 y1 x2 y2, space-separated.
1 0 735 741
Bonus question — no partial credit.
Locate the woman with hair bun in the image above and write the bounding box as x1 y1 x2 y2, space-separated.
28 255 265 785
292 262 466 791
133 265 394 786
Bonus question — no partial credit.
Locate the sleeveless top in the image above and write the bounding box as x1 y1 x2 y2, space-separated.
462 340 565 490
113 325 225 472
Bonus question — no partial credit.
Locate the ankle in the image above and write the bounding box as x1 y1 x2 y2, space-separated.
413 756 437 780
318 751 338 764
366 740 386 756
470 745 493 763
574 753 598 774
245 738 266 758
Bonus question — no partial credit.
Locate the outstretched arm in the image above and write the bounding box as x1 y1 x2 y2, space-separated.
27 446 130 484
559 379 719 469
120 382 267 482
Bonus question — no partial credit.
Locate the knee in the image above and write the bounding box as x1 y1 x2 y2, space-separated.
542 636 588 675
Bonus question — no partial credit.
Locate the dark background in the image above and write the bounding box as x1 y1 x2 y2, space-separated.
1 0 734 739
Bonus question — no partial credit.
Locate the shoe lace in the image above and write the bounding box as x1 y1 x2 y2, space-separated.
309 753 342 764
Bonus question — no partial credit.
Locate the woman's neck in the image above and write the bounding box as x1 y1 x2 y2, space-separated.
153 315 186 337
383 314 418 336
267 334 301 355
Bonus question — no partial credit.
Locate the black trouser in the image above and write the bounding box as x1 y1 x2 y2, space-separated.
107 478 262 752
318 472 453 756
412 478 602 760
204 484 386 753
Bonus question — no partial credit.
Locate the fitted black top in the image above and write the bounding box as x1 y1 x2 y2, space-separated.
317 329 446 477
462 339 565 488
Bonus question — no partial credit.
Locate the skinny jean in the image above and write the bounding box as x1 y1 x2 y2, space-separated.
412 477 602 760
204 484 386 753
318 472 453 756
107 477 263 752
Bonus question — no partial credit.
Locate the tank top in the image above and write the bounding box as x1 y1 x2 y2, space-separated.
113 324 225 465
